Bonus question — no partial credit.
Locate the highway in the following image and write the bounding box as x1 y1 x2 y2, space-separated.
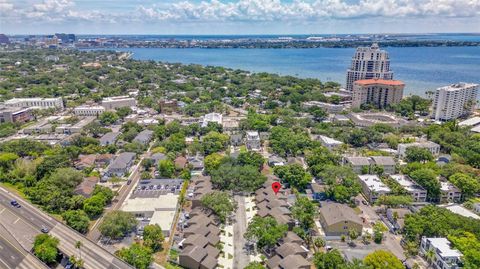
0 187 133 269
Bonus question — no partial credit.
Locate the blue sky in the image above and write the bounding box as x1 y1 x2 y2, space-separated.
1 0 479 34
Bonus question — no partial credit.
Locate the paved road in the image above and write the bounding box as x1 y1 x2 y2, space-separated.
87 147 150 242
0 187 133 269
233 195 250 269
0 223 48 269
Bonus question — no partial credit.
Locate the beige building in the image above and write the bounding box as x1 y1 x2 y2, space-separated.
352 79 405 109
319 202 363 237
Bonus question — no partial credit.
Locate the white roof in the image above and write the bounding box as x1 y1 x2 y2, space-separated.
425 237 462 258
390 174 425 192
319 135 343 146
440 204 480 220
122 193 178 212
440 181 458 192
471 125 480 133
458 117 480 127
74 105 105 110
358 175 391 193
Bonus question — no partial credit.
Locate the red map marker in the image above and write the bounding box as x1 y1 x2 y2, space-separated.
271 181 281 195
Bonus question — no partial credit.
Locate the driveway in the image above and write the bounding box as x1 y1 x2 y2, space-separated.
233 195 250 269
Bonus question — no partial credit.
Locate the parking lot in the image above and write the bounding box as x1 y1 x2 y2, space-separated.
131 179 183 198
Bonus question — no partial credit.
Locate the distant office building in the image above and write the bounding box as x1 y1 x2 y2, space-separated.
0 106 32 123
432 83 479 121
352 79 404 109
346 43 393 91
390 175 427 202
54 33 76 43
5 97 64 110
101 96 136 110
73 105 105 116
0 34 10 44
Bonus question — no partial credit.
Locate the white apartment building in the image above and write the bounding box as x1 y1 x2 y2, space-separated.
101 96 136 110
432 83 479 121
358 174 391 203
420 237 463 269
73 105 105 116
246 131 261 151
346 43 394 91
440 181 462 203
390 175 427 202
397 141 441 158
5 97 64 110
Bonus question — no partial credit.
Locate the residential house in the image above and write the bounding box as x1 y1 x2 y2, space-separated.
318 202 363 237
390 175 427 202
99 132 120 146
175 156 188 170
420 237 463 269
150 153 167 166
75 154 97 170
133 130 154 145
95 153 113 167
105 152 136 178
310 183 327 201
268 155 286 167
358 175 391 203
74 176 99 197
230 133 243 147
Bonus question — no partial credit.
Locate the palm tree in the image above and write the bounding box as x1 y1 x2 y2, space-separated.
425 249 435 268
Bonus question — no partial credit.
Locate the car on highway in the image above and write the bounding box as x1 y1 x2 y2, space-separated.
10 200 21 208
41 227 49 233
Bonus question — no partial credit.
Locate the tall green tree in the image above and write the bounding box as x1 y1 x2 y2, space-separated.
99 211 137 239
143 224 165 252
244 216 288 249
117 243 153 269
200 191 235 223
33 234 59 264
363 250 403 269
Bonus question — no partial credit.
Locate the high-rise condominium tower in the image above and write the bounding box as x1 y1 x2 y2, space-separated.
346 43 393 91
432 83 479 121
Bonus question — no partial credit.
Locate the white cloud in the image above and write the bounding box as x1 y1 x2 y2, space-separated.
2 0 480 26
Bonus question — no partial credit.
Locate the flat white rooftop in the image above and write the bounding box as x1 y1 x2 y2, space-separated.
390 174 425 192
423 237 462 258
358 175 391 192
439 204 480 220
122 193 179 212
458 116 480 127
319 135 343 146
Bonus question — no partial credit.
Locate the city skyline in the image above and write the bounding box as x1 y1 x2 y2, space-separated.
1 0 480 35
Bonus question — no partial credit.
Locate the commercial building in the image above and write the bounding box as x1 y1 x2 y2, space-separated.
101 96 136 110
0 106 32 123
358 174 391 203
122 178 183 237
369 156 396 174
346 43 394 91
432 83 479 121
420 237 463 269
352 79 405 109
73 105 105 116
398 141 441 158
55 116 96 134
314 135 343 151
302 101 345 113
389 175 427 202
5 97 64 110
201 113 223 128
343 157 371 174
318 202 363 237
